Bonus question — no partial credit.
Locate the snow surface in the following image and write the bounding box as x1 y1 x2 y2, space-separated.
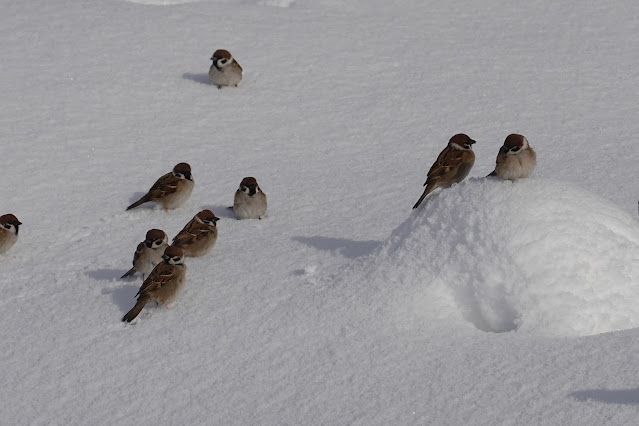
3 0 639 424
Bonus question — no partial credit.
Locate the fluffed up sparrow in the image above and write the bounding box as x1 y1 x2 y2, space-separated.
487 134 537 180
233 177 267 219
127 163 194 211
121 229 169 280
122 246 187 323
209 49 243 89
0 214 21 254
412 134 476 209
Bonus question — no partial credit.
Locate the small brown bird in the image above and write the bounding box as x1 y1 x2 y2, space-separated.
171 209 219 257
122 246 187 323
412 134 476 209
209 49 243 89
488 134 537 180
0 214 21 254
121 229 169 280
233 177 267 219
126 163 194 212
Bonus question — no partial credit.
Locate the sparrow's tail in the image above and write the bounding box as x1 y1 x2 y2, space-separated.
126 194 151 211
121 267 136 279
122 295 151 323
412 196 425 210
412 182 439 209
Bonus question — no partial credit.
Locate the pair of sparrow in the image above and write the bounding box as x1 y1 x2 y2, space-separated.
412 134 537 209
121 208 220 281
0 214 22 254
126 163 267 220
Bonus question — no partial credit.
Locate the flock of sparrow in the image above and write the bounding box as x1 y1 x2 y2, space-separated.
0 49 537 323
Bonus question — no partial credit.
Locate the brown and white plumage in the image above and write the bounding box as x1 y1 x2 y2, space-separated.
412 134 476 209
171 209 219 257
233 177 267 220
122 246 187 323
126 163 194 211
0 214 21 254
121 229 169 280
488 134 537 180
209 49 243 89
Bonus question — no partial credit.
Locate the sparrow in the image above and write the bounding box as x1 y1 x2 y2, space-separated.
487 134 537 180
171 209 219 257
121 229 169 280
233 177 267 220
412 134 476 209
122 245 187 323
0 214 21 254
126 162 194 211
209 49 243 89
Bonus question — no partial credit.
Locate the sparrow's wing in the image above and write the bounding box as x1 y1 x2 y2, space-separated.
424 145 467 186
146 172 182 200
131 241 146 264
487 146 508 177
172 219 212 248
494 145 509 166
137 262 174 297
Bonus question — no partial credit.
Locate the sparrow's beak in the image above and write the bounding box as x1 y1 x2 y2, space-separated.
469 139 476 145
16 221 22 226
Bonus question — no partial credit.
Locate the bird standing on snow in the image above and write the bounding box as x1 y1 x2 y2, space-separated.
412 134 476 209
487 134 537 180
121 229 169 280
0 214 21 254
126 163 194 212
122 246 187 323
233 177 267 220
209 49 243 89
171 209 219 257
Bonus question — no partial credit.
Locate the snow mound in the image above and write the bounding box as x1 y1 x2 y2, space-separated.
371 178 639 337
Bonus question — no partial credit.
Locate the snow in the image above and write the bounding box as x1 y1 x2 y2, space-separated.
359 178 639 337
3 0 639 424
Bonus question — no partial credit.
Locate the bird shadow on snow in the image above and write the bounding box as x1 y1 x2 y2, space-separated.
292 236 380 259
102 283 140 313
86 269 125 281
88 269 140 312
571 388 639 405
182 73 213 86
